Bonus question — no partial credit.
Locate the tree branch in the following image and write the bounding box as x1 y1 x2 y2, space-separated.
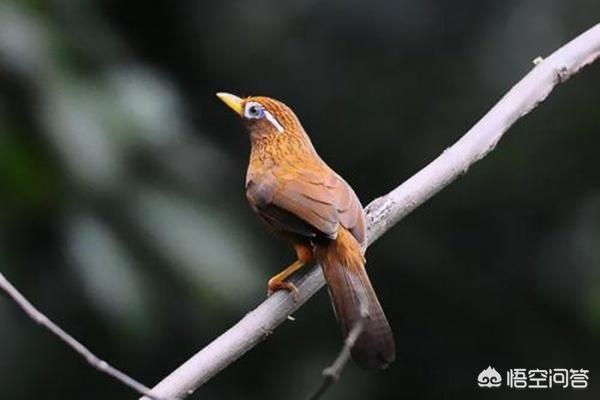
0 272 167 400
141 23 600 400
305 317 366 400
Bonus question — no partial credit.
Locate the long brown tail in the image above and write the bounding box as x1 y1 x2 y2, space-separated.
315 227 396 370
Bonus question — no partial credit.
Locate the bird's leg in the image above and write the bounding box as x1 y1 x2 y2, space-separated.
268 244 313 297
267 260 303 297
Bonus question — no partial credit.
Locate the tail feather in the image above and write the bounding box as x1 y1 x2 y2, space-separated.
316 228 396 370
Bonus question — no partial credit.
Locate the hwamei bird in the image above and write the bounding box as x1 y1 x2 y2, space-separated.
217 92 396 370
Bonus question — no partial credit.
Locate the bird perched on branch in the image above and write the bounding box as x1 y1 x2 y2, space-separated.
217 92 395 370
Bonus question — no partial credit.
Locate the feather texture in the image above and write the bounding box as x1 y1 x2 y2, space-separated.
239 95 395 370
316 227 395 369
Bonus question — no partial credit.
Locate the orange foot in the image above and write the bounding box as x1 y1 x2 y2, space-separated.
267 244 312 300
267 278 299 297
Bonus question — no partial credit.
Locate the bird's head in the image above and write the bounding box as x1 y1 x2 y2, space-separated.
216 92 305 143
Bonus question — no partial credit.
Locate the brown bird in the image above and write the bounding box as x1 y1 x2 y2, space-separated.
217 92 395 369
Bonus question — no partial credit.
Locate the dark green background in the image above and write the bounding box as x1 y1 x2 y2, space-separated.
1 0 599 399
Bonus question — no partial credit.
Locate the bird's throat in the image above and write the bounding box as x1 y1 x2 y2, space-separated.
249 131 319 172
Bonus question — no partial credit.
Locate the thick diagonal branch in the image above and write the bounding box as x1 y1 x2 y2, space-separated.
138 24 600 400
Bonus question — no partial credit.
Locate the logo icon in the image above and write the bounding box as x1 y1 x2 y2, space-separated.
478 366 502 388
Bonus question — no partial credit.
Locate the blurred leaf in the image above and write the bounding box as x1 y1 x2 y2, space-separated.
41 77 125 189
107 65 187 146
66 212 152 334
0 3 53 78
131 187 262 307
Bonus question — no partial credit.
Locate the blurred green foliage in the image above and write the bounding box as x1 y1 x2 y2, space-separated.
0 0 599 399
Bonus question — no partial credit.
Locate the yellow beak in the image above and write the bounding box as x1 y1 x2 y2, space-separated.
216 92 243 116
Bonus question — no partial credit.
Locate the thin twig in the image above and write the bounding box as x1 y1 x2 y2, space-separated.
141 23 600 400
305 318 366 400
0 272 167 400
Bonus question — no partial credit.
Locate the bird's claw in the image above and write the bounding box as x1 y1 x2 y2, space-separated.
267 280 299 301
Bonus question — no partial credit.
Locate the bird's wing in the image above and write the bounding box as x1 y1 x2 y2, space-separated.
333 174 366 246
247 168 365 244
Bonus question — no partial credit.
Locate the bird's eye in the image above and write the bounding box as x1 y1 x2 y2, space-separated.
244 102 265 119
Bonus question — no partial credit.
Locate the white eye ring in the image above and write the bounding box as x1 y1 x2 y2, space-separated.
244 102 264 119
